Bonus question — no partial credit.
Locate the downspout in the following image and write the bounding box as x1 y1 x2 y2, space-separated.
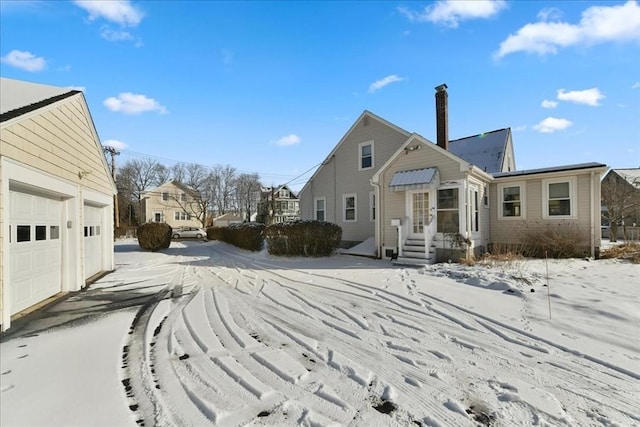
464 171 472 260
590 171 596 258
371 178 382 258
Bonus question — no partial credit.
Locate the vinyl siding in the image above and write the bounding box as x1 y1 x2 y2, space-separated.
1 94 115 324
1 96 114 196
378 141 468 247
142 182 202 228
300 115 409 243
490 172 595 245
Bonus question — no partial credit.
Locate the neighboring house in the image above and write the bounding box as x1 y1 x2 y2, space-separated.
300 84 606 262
257 185 300 224
212 212 243 227
0 77 117 331
141 180 204 229
600 168 640 240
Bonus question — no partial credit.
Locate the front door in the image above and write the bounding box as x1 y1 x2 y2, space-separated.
408 191 432 239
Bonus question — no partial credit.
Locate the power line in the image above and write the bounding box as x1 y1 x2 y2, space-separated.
117 148 303 180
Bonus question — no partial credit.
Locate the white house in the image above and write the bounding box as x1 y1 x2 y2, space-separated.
300 84 606 262
1 78 117 330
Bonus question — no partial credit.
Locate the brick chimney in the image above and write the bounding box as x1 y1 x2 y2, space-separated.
435 83 448 151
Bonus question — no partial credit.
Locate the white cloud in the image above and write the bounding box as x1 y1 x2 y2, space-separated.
73 0 143 26
557 88 605 106
273 134 301 147
632 82 640 89
533 117 573 133
100 27 134 41
369 75 403 93
102 139 128 150
398 0 506 28
495 1 640 58
537 7 563 22
103 92 167 115
0 49 45 72
541 99 558 109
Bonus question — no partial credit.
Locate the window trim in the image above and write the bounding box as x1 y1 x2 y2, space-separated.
542 177 577 219
436 187 460 234
314 197 326 221
343 193 357 222
497 182 526 220
161 192 169 201
358 140 374 171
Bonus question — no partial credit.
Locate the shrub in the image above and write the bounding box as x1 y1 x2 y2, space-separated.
519 222 590 258
206 226 226 241
207 223 264 251
265 220 342 257
600 242 640 264
137 222 172 251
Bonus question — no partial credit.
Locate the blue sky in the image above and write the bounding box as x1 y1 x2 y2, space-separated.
1 0 639 191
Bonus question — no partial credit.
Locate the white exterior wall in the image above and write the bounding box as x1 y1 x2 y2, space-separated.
489 168 606 255
299 113 410 243
0 93 116 330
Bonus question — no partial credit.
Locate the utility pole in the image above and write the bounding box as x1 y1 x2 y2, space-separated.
103 146 120 228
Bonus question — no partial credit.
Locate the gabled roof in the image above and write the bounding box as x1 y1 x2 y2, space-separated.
0 77 79 122
372 133 494 184
610 168 640 189
299 110 412 195
493 162 607 178
262 184 298 198
448 128 511 174
143 180 200 197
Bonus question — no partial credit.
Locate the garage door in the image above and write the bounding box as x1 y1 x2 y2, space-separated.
9 191 63 315
84 204 103 279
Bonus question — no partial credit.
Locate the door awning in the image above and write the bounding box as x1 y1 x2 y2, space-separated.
389 167 439 192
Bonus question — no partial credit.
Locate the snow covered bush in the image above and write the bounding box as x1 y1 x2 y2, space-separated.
211 223 264 251
265 220 341 257
137 222 172 251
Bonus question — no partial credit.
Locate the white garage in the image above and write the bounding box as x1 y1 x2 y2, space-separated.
1 77 117 331
9 190 63 315
84 203 105 280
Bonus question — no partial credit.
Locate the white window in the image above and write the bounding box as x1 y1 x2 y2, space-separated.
314 197 326 221
437 188 459 233
175 211 189 221
180 193 187 202
358 141 374 171
543 177 576 218
153 212 162 222
162 192 169 201
483 184 489 207
343 193 357 222
498 183 525 219
369 191 376 222
470 189 479 232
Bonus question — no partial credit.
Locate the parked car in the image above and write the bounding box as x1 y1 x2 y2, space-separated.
172 227 206 239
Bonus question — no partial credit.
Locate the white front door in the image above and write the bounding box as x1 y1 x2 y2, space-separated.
407 190 433 239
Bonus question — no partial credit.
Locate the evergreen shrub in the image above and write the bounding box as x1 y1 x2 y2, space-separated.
265 220 341 257
137 222 172 251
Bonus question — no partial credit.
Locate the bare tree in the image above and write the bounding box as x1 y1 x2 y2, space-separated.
118 158 163 224
171 163 187 183
211 165 237 215
235 173 262 221
155 164 171 185
602 171 640 242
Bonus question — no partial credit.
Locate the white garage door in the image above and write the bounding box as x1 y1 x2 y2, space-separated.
84 204 103 279
9 191 63 315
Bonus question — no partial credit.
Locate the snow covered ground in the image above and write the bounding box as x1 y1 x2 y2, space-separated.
1 239 639 427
